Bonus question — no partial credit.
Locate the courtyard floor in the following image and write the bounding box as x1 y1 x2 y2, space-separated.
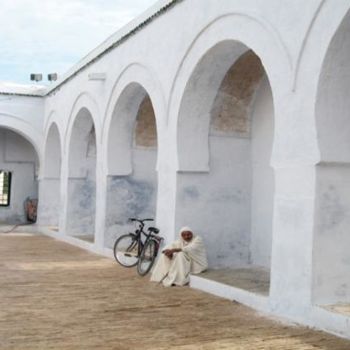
1 232 350 350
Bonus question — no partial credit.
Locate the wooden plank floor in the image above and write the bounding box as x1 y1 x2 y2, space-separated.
1 233 350 350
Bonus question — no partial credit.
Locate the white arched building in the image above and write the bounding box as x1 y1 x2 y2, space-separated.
1 0 350 338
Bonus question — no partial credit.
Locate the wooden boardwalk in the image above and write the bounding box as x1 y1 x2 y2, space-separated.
1 233 350 350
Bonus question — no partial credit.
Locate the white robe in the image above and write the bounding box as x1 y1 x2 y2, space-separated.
150 235 208 287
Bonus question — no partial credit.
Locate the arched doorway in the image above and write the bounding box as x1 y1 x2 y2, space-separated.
66 108 97 242
313 9 350 305
0 127 39 224
105 83 158 248
176 42 275 295
39 123 61 228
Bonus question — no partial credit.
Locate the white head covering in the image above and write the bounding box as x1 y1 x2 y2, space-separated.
179 226 193 235
179 226 195 244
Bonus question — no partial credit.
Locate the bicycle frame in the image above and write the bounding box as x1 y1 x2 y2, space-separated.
114 218 163 274
130 218 161 258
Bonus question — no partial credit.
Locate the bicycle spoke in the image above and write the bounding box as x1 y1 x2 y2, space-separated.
114 234 139 267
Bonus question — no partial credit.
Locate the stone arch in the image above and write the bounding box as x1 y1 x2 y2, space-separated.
293 1 350 92
0 113 42 167
173 38 275 295
103 75 160 248
168 13 291 140
38 122 62 227
43 122 61 179
65 92 102 155
66 96 100 242
313 8 350 305
0 117 40 224
43 110 64 149
102 63 165 176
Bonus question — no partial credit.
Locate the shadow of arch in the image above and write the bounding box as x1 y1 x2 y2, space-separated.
104 82 158 248
66 107 97 243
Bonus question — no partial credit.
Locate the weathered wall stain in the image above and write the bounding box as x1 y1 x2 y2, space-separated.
67 122 97 236
105 175 156 248
67 178 96 235
319 185 346 231
181 185 200 200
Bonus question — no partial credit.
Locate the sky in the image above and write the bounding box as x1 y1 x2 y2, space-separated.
0 0 158 85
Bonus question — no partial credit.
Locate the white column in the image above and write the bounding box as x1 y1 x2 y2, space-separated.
155 130 178 244
59 148 69 236
269 92 319 316
94 146 107 251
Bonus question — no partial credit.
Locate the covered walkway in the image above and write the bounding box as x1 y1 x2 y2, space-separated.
0 232 349 350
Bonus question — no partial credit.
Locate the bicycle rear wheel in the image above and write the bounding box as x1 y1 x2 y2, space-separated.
113 234 139 267
137 239 157 276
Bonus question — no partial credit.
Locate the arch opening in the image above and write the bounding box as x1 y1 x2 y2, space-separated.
313 10 350 305
38 123 62 228
105 83 158 247
0 127 39 224
176 42 275 295
66 108 96 242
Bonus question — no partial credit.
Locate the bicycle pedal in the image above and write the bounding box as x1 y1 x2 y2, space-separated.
124 252 138 257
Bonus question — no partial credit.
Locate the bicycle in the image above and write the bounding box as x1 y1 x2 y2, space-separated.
113 218 163 276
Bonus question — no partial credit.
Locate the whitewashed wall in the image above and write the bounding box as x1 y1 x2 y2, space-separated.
0 129 38 223
1 0 350 339
313 9 350 305
250 77 274 268
0 95 43 223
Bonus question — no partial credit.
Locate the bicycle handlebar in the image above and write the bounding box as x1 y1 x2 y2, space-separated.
129 218 154 224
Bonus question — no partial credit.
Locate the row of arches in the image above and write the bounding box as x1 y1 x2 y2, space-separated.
42 45 274 274
2 6 349 309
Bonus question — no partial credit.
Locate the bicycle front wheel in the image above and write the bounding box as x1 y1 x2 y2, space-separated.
137 239 158 276
113 234 139 267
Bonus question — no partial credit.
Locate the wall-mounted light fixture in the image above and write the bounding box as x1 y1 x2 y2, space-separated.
48 73 58 81
30 73 43 82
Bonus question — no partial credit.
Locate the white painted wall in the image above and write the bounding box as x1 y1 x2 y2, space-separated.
175 136 252 268
1 0 350 339
250 77 274 268
105 148 157 248
313 9 350 305
38 179 60 226
66 114 96 236
38 123 61 226
0 129 38 223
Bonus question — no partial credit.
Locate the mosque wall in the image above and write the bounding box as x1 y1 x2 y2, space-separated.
1 0 350 340
249 77 274 268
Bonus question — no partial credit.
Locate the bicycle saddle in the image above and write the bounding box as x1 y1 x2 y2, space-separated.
148 227 159 234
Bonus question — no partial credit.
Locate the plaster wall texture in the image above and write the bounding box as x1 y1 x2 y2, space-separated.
67 121 96 236
175 136 252 268
105 148 157 248
38 179 60 226
312 10 350 305
0 96 44 163
1 0 350 339
250 76 274 268
0 129 38 223
38 123 61 226
313 165 350 304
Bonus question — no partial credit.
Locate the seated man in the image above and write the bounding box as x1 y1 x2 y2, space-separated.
150 227 208 287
